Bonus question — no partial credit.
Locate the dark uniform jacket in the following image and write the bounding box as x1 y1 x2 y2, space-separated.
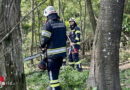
69 26 80 52
41 13 67 58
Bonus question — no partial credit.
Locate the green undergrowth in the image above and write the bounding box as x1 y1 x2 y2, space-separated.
25 65 89 90
120 69 130 90
25 63 130 90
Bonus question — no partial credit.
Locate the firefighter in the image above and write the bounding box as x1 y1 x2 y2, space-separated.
38 6 67 90
68 17 82 71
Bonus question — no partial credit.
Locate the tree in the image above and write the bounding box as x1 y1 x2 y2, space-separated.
60 1 65 22
86 0 97 35
79 0 83 33
30 0 35 64
87 0 125 90
58 0 61 16
82 0 87 56
49 0 54 6
0 0 26 90
35 0 41 46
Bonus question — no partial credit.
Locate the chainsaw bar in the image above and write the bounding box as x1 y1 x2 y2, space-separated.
23 52 42 62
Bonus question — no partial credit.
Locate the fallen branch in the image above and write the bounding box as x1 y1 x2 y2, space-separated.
119 63 130 71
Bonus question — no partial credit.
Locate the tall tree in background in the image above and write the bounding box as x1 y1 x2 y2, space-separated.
61 1 65 22
79 0 83 33
82 0 87 56
87 0 125 90
58 0 61 16
0 0 26 90
49 0 54 6
86 0 97 35
36 0 41 45
30 0 35 64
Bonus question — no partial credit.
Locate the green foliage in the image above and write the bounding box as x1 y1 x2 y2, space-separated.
92 0 100 17
25 65 89 90
25 64 130 90
26 71 49 90
120 50 130 62
59 66 89 90
122 14 130 32
124 0 130 14
21 0 130 90
120 69 130 90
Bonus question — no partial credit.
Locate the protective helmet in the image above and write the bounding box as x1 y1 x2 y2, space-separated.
69 17 76 22
44 6 56 17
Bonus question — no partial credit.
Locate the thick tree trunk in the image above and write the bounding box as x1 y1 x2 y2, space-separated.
87 0 125 90
0 0 26 90
86 0 96 35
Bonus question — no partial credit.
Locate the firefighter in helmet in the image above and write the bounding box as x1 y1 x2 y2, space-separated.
68 17 82 71
38 6 67 90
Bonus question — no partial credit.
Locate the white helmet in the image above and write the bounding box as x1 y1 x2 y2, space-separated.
69 17 76 22
44 6 56 17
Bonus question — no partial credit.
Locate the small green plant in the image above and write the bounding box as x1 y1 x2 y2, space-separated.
120 51 130 62
25 65 89 90
120 69 130 90
59 66 89 90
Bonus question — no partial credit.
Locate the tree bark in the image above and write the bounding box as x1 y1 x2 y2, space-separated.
87 0 125 90
0 0 26 90
86 0 97 35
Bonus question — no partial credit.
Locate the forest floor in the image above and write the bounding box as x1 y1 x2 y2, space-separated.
24 61 130 90
24 46 130 90
119 62 130 70
82 61 130 71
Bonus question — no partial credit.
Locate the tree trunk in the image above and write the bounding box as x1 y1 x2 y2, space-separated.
0 0 26 90
50 0 54 6
86 0 97 35
35 0 41 44
61 1 65 22
79 0 83 36
34 12 37 53
87 0 125 90
58 0 61 16
30 0 35 64
82 0 87 57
